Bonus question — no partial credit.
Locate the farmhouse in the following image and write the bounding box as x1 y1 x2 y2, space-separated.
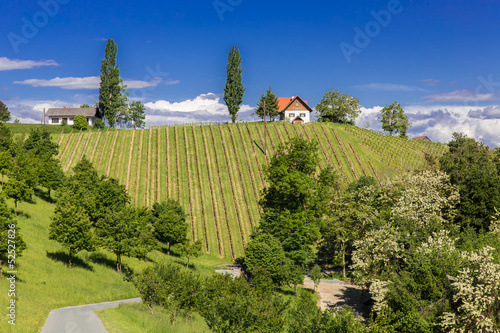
46 107 98 126
278 96 313 124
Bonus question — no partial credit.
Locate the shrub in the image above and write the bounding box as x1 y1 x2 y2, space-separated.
94 117 105 129
73 115 88 130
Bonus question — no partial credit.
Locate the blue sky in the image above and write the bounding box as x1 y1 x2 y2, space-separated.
1 0 500 145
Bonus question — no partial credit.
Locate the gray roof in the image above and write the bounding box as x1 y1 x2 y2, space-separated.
46 108 98 117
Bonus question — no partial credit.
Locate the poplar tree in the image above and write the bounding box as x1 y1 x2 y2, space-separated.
99 39 126 128
224 45 245 123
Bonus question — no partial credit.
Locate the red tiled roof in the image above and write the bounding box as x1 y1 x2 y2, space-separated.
412 136 431 142
277 96 312 112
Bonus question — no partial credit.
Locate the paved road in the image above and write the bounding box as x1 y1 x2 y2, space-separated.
41 297 141 333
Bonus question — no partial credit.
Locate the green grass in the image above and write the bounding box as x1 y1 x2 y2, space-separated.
97 303 211 333
52 122 447 259
0 191 232 333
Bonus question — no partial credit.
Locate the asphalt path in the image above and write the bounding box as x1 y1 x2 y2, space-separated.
40 297 141 333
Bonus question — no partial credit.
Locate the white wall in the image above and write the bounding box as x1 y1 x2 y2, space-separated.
284 110 310 123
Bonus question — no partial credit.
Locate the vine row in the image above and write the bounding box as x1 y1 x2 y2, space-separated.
331 128 358 180
200 126 223 257
348 142 368 177
183 127 196 242
227 124 255 228
125 130 135 190
64 131 83 172
191 127 209 252
208 124 235 259
218 124 246 249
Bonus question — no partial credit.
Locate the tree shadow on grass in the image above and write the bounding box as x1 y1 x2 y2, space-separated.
34 188 55 204
87 252 134 275
159 246 181 258
46 251 94 271
10 208 31 219
87 252 116 270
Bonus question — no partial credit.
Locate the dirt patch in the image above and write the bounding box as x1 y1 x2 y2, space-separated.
302 277 369 318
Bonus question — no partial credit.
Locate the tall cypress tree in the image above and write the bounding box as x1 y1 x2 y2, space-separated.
224 45 245 123
99 39 125 128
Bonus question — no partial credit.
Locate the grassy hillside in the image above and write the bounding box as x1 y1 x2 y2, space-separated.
53 122 447 259
0 194 230 333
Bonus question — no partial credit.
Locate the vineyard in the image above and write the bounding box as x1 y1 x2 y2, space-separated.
53 122 447 259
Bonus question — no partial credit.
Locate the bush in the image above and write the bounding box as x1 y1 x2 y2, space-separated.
94 118 105 129
73 115 88 130
61 118 67 126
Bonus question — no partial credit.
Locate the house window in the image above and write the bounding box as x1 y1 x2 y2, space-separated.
69 118 74 121
51 118 59 124
300 113 306 117
295 102 299 107
289 113 295 118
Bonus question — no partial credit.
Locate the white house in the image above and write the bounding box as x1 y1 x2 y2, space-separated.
278 96 313 124
45 107 98 126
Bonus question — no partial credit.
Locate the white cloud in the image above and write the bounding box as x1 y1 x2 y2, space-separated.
353 83 426 92
14 76 100 89
424 89 498 102
13 76 174 90
0 57 59 71
420 79 439 86
357 104 500 147
145 93 255 125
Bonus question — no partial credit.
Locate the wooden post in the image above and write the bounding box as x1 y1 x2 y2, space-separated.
264 100 267 156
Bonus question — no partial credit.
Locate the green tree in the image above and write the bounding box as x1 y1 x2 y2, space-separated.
0 151 13 186
23 128 58 158
315 89 361 124
129 100 146 129
244 233 288 285
150 200 188 255
38 157 64 199
253 86 279 121
0 123 13 153
378 102 411 137
224 45 245 123
80 104 90 108
72 115 88 130
257 137 323 267
0 194 26 278
178 239 202 269
96 205 153 273
99 38 126 127
0 101 11 123
49 198 95 268
3 179 31 215
199 274 287 333
439 133 500 230
309 264 323 291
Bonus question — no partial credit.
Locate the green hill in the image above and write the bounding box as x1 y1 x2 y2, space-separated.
53 122 447 260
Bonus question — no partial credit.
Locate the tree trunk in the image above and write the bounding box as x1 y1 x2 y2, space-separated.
342 241 346 278
116 254 121 273
69 252 72 269
48 188 51 199
0 259 3 278
186 256 190 269
168 242 171 256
